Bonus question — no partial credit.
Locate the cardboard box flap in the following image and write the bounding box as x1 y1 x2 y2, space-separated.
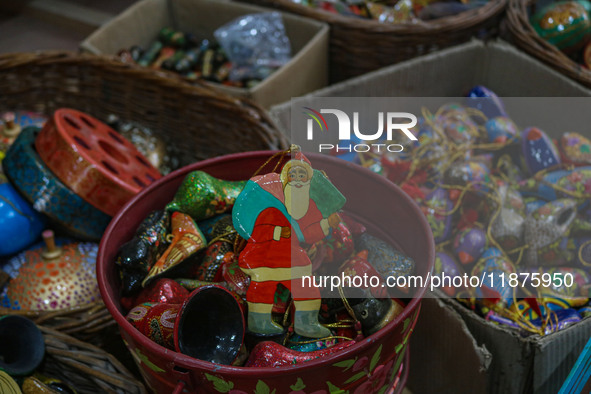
81 0 171 54
409 296 490 394
269 39 591 136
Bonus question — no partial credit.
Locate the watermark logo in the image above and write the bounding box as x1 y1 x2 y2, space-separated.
302 107 328 133
303 108 418 153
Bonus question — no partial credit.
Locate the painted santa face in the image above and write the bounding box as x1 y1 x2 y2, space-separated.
288 166 309 187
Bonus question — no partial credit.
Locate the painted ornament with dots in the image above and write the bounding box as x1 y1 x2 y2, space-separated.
34 109 162 216
2 230 100 311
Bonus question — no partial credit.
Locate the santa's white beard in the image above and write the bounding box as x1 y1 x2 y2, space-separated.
284 181 311 220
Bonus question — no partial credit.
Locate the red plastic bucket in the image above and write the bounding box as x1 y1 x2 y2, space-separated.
97 151 434 393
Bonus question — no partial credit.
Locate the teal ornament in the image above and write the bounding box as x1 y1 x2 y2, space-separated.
197 214 231 241
472 254 515 305
3 127 111 240
485 117 520 144
288 334 338 352
531 1 591 53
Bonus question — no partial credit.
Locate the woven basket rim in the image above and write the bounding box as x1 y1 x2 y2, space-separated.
264 0 507 32
505 0 591 86
0 50 287 148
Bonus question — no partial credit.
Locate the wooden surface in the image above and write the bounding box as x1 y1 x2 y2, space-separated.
0 0 137 52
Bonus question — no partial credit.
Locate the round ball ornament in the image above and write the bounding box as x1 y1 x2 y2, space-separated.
531 1 591 53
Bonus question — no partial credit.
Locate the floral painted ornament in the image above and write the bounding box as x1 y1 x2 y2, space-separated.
559 132 591 166
142 212 207 286
166 171 246 221
471 252 516 306
126 302 178 349
422 188 453 243
521 127 561 175
445 160 492 194
518 166 591 201
2 231 99 311
484 117 520 144
437 103 479 145
518 267 590 301
453 227 487 266
287 333 339 352
340 250 387 298
433 252 465 297
120 278 189 311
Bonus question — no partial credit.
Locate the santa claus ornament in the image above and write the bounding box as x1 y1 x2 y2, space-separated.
232 146 346 338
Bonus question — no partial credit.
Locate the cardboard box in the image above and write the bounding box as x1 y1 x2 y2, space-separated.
269 39 591 134
80 0 328 109
269 39 591 394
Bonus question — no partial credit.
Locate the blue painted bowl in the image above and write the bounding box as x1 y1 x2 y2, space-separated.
0 177 45 256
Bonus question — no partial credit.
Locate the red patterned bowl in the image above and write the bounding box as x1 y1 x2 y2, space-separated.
35 108 161 216
97 151 434 393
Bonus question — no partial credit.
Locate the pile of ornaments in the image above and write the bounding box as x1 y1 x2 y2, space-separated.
118 13 291 88
0 108 163 312
348 86 591 336
530 0 591 68
116 161 416 369
293 0 488 23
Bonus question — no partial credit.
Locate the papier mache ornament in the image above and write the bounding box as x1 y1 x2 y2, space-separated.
141 212 206 286
166 171 246 221
232 146 346 338
524 199 578 266
2 230 100 311
115 210 170 296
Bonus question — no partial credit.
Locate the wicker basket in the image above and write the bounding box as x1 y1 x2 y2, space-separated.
0 51 288 168
0 51 287 350
0 301 115 344
38 325 147 394
505 0 591 88
242 0 507 82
